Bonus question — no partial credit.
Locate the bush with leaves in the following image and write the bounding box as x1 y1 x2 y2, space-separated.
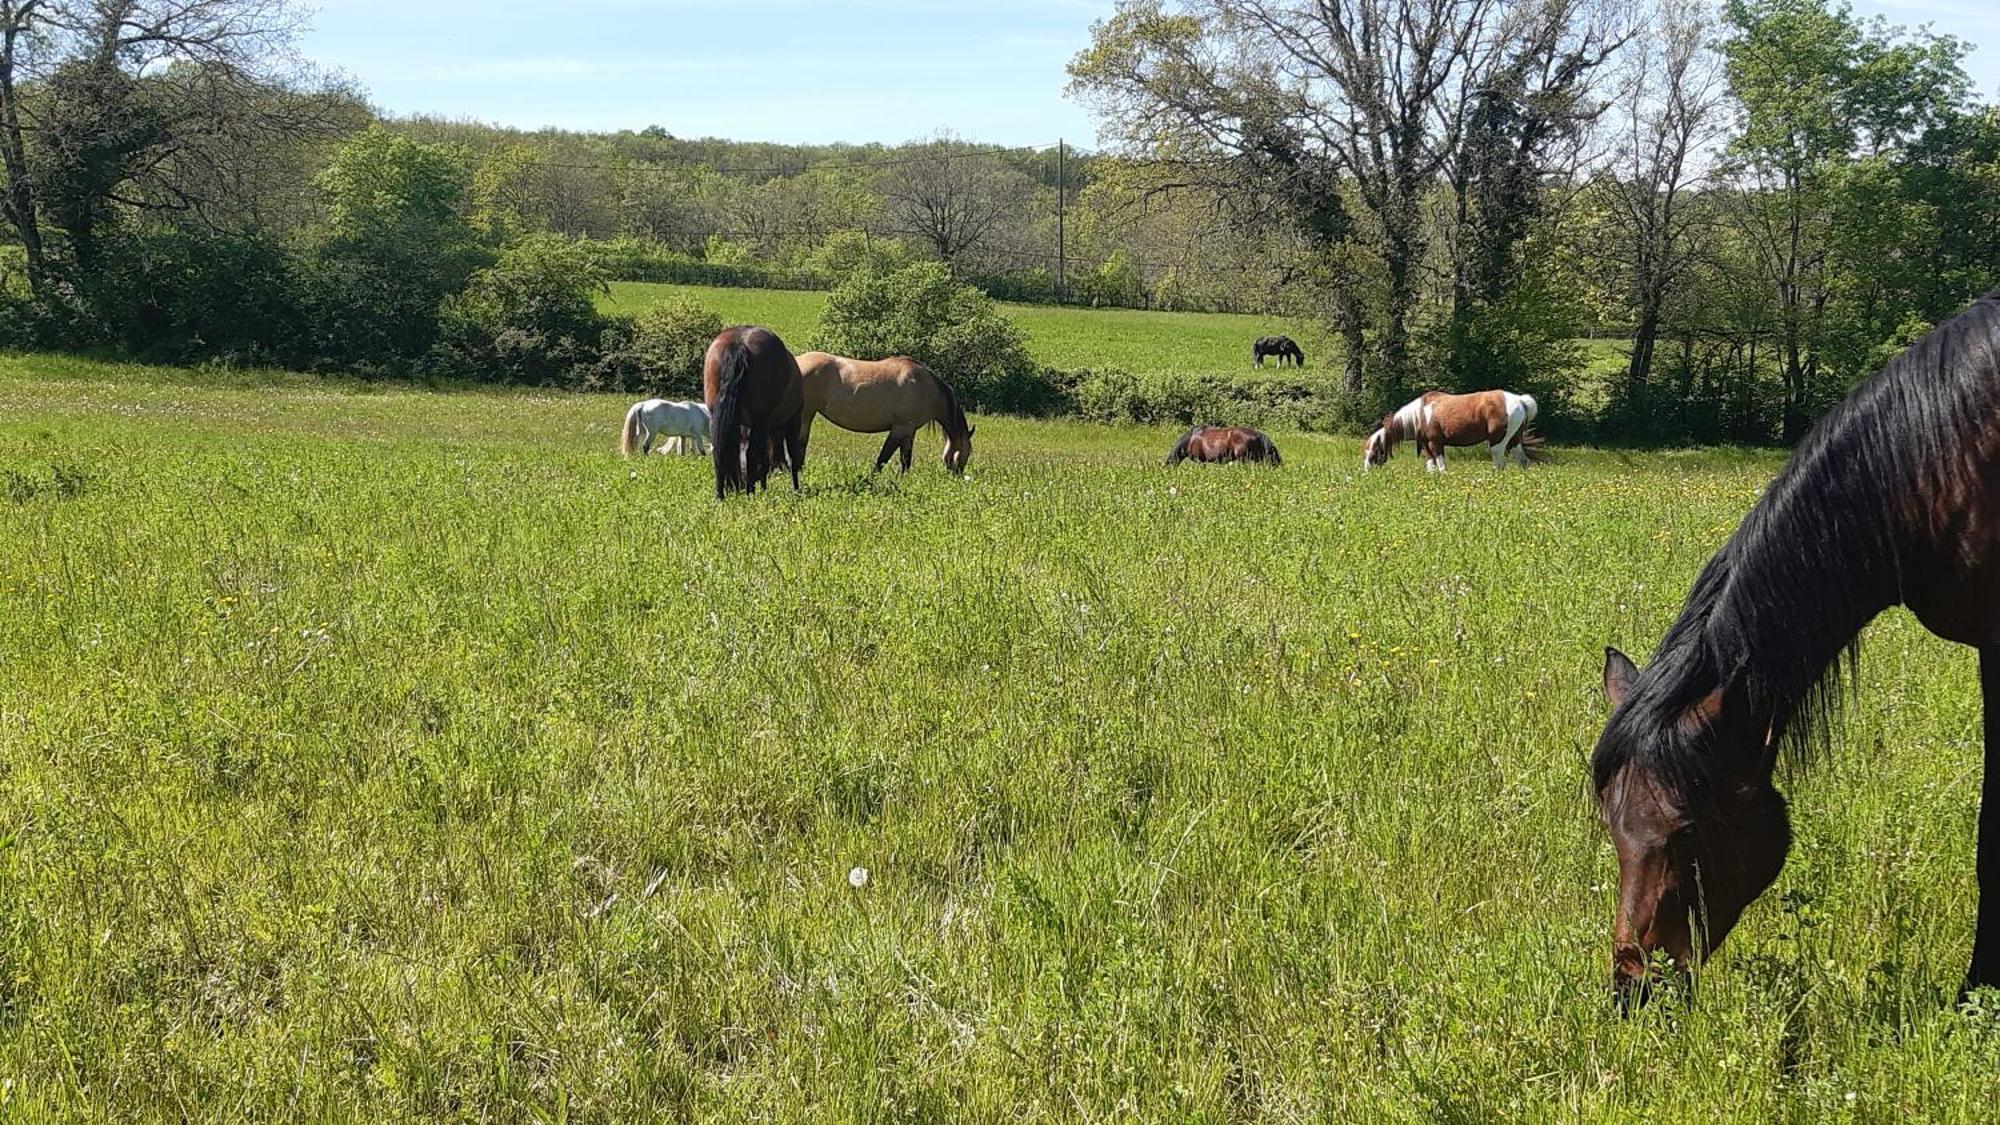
299 127 487 374
598 295 724 395
812 262 1039 410
430 235 611 386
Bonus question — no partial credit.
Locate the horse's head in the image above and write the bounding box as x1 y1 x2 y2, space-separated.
1595 648 1792 1006
1362 419 1395 470
943 423 973 475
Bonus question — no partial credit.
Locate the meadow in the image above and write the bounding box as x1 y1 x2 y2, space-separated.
602 281 1337 376
0 353 1996 1120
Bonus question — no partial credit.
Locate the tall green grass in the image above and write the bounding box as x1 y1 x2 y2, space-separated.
0 355 1993 1119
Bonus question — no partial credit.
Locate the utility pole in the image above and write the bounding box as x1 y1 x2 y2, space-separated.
1056 138 1067 304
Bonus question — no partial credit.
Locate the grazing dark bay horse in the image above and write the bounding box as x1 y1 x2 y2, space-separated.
1164 425 1282 466
1593 289 2000 1005
794 352 974 474
1363 389 1542 472
704 326 807 498
1252 335 1305 368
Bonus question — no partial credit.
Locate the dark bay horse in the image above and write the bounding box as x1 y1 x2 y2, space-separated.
704 326 806 498
1164 425 1282 466
1593 289 2000 1005
794 352 974 474
1252 335 1305 368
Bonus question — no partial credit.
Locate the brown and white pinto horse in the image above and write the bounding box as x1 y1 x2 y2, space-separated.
794 352 974 475
1164 425 1282 466
1362 389 1539 472
1594 289 2000 1006
704 325 807 498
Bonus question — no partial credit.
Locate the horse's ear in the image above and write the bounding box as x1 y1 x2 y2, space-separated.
968 425 976 436
1603 647 1639 709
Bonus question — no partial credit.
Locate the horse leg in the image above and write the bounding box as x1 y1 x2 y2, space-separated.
1970 645 2000 995
872 433 899 474
785 422 805 491
899 429 915 473
747 424 769 492
641 426 654 456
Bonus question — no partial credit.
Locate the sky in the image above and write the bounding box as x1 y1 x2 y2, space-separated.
299 0 2000 149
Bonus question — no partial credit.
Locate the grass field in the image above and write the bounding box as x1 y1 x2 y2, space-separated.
603 281 1334 375
1 353 1995 1119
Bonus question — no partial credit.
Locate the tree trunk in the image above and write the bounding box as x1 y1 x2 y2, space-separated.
0 5 45 294
1336 286 1366 398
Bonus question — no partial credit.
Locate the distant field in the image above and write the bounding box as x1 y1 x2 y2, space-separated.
0 353 1992 1119
603 281 1332 375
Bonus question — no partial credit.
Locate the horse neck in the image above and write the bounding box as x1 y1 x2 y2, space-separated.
1659 478 1900 748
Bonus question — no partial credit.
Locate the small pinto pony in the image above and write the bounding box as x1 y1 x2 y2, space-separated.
1362 389 1541 472
619 398 710 457
1594 289 2000 1007
794 352 974 474
1165 425 1282 466
1253 335 1306 368
704 326 807 498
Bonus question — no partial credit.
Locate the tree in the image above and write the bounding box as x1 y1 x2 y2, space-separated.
1601 0 1725 408
0 0 340 293
1720 0 1969 440
878 132 1034 264
300 126 483 371
1072 0 1627 401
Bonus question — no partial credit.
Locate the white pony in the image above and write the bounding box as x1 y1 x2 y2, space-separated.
619 399 711 457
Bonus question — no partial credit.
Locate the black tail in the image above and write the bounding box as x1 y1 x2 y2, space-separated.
1262 435 1283 466
710 339 748 497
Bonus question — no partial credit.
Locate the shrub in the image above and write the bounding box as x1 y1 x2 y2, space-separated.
802 231 921 282
599 295 723 395
299 127 486 374
1069 368 1347 432
430 235 611 386
813 262 1038 410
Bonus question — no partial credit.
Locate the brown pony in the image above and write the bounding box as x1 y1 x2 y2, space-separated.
1594 289 2000 1006
1164 425 1282 466
704 326 807 498
1363 389 1541 471
794 352 974 474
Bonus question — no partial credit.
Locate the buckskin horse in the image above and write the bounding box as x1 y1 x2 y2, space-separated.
1362 389 1541 472
704 326 807 498
1593 289 2000 1005
1252 335 1305 368
794 352 974 474
1164 425 1282 466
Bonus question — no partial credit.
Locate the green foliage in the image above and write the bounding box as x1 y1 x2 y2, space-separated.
801 231 922 280
302 127 487 374
432 235 612 386
1077 250 1147 307
1070 368 1346 431
605 295 725 396
812 262 1038 409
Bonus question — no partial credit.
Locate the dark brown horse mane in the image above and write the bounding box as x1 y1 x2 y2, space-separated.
1593 290 2000 802
933 375 972 444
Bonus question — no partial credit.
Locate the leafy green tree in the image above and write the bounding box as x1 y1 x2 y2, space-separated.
1720 0 1969 439
300 126 485 372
